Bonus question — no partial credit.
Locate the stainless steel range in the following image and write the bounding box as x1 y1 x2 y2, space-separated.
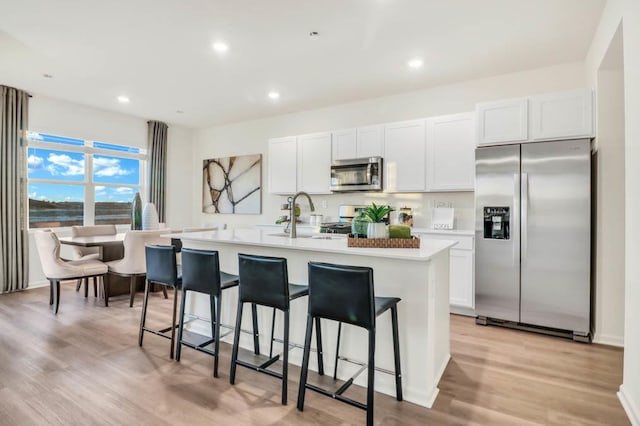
319 204 390 234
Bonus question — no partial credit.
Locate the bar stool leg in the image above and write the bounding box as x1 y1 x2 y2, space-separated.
139 279 150 346
93 278 98 298
104 275 110 307
366 329 376 426
170 285 179 359
251 303 260 355
282 310 290 405
333 322 342 380
162 286 168 299
84 278 89 298
269 308 276 358
296 314 314 411
229 300 244 385
391 305 403 401
210 295 216 341
213 294 222 378
49 281 53 305
315 317 324 376
176 288 188 362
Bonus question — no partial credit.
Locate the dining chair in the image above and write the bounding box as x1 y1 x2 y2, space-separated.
104 229 171 307
67 224 117 297
33 230 108 314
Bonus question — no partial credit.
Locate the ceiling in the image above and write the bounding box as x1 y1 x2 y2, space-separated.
0 0 605 128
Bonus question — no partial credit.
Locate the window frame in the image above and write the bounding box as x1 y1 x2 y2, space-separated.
27 134 147 229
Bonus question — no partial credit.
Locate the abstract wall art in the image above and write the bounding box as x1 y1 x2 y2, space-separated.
202 154 262 214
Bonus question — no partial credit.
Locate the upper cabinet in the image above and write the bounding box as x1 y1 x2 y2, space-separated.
332 129 357 160
475 89 594 146
297 132 332 194
356 125 384 158
332 125 383 161
384 119 426 192
426 113 475 191
476 98 528 146
268 137 297 194
529 89 593 141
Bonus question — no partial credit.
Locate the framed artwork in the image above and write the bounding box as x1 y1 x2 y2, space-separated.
202 154 262 214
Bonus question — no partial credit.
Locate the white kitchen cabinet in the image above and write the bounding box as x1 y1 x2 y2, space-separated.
332 129 357 160
384 119 426 192
268 137 297 194
357 125 384 158
529 89 593 141
416 232 475 313
297 132 332 194
426 112 475 191
476 98 528 145
332 125 383 161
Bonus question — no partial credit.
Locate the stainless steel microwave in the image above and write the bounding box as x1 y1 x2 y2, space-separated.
330 157 383 192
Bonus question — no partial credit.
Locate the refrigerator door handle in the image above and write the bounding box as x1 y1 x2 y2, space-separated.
521 172 529 265
513 173 520 267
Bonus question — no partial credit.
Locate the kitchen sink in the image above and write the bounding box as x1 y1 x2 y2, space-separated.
267 233 343 240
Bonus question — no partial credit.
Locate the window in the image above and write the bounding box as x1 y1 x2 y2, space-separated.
27 132 145 228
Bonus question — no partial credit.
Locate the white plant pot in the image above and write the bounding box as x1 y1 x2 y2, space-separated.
367 222 388 239
142 202 160 230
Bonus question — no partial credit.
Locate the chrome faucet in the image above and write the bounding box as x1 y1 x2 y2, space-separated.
290 191 315 238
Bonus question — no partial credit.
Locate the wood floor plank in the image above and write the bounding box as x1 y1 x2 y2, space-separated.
0 285 629 425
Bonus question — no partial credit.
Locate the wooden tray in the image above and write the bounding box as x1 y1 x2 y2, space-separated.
347 235 420 248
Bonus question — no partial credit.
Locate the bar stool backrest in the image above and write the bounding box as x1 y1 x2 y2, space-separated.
181 248 222 294
145 244 179 286
308 262 376 330
238 254 290 310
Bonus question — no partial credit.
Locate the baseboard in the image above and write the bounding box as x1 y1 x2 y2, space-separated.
618 384 640 426
27 280 49 289
450 305 475 317
593 332 624 347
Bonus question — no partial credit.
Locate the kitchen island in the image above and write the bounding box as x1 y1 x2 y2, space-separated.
169 228 456 408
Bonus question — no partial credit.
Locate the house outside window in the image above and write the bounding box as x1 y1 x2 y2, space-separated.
26 132 145 228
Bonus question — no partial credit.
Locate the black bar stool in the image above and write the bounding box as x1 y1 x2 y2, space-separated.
176 248 261 378
297 262 403 426
230 253 324 405
139 244 181 359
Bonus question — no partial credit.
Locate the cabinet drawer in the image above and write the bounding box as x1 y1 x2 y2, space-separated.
416 233 474 250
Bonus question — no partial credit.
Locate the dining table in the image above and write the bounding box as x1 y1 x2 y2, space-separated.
58 233 126 262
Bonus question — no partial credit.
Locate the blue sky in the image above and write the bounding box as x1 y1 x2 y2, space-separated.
27 138 140 202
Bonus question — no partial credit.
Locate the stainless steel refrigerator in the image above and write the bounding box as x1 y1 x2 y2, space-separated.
475 139 591 341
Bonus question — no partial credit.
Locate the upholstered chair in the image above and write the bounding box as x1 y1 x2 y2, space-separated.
105 229 171 307
67 224 117 296
33 230 108 314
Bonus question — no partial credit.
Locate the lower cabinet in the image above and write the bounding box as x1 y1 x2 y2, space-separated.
417 232 475 314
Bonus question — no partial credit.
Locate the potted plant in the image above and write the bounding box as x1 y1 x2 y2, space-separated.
364 203 393 238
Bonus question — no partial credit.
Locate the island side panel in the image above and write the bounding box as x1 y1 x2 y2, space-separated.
181 239 449 408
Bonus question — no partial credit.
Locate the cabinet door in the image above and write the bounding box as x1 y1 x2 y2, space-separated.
297 132 332 194
332 129 357 160
357 125 384 158
268 137 297 194
426 112 475 191
450 249 474 308
384 119 426 192
476 98 528 145
529 89 593 140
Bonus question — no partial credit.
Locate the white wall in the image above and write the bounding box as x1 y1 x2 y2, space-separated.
587 0 640 424
191 62 587 231
28 95 194 287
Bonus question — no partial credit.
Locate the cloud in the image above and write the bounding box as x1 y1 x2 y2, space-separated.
95 186 106 192
115 187 134 194
94 157 133 177
28 154 44 168
39 195 46 200
29 191 37 198
46 153 84 176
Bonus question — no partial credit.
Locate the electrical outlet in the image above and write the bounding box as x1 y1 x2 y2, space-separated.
321 199 328 209
434 200 451 208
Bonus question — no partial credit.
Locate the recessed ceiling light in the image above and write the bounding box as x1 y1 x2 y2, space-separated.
268 91 280 100
309 31 320 40
176 110 184 114
212 42 229 53
407 58 424 69
43 73 53 79
117 95 130 104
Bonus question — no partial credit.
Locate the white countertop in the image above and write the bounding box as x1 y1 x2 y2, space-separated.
256 223 474 237
168 228 457 262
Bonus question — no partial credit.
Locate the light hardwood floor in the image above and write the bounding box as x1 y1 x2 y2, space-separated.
0 284 629 425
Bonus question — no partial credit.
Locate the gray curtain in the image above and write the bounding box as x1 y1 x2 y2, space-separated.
0 85 29 293
147 120 168 223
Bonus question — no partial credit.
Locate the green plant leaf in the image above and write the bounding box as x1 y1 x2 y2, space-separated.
364 202 394 222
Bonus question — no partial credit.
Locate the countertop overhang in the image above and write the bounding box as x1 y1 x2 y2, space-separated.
166 229 457 262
